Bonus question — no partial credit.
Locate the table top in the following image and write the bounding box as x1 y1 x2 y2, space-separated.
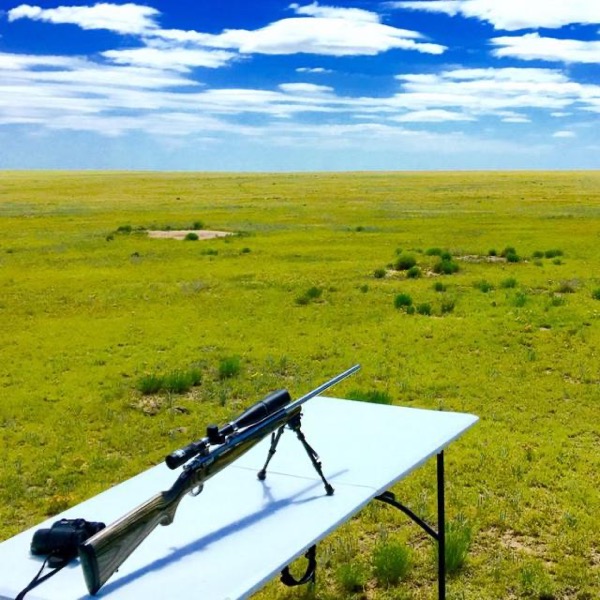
0 397 478 600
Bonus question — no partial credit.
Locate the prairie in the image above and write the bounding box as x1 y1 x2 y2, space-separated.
1 171 599 599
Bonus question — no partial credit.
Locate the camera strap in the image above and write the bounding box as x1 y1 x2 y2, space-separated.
15 554 70 600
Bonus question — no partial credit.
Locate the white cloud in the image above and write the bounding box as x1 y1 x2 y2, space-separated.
102 47 236 71
8 3 159 35
501 116 530 123
491 34 600 64
392 109 475 122
553 130 576 138
290 2 381 23
278 82 334 94
390 0 600 30
296 67 332 74
196 17 445 56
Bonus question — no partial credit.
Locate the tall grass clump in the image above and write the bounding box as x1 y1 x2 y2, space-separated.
501 246 521 262
335 562 368 593
219 356 241 380
406 266 421 279
500 277 517 289
296 285 323 305
474 280 494 293
425 247 443 256
433 281 447 292
373 540 412 586
347 389 393 405
592 288 600 301
545 249 563 259
436 519 473 575
137 373 164 395
163 369 202 393
373 268 386 279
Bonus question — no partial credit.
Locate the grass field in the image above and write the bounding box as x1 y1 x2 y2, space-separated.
1 171 599 599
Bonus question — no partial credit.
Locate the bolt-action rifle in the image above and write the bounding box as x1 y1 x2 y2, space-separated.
78 364 360 595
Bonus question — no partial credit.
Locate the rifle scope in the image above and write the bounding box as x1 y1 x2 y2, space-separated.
165 389 291 469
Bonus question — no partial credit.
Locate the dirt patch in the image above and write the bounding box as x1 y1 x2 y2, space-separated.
147 229 233 240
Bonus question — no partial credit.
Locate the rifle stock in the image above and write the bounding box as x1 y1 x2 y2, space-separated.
79 486 186 594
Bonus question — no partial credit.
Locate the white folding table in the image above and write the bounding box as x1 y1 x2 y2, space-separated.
0 397 477 600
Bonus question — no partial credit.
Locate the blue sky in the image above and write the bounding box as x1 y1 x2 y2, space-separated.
0 1 598 170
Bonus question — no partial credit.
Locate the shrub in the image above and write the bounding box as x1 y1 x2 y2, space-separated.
552 258 563 265
501 246 516 257
417 302 432 315
500 277 517 289
441 299 456 314
394 253 417 271
295 294 310 306
488 248 497 257
373 268 386 279
425 247 443 256
440 519 473 575
359 284 369 293
219 356 241 380
347 389 393 405
406 266 421 279
505 252 521 263
433 259 459 275
592 288 600 301
475 280 494 293
306 286 323 300
137 373 164 395
240 247 251 254
556 281 576 294
545 249 563 258
184 232 199 241
373 540 412 586
433 281 447 292
394 293 413 309
336 562 367 593
532 250 544 259
513 291 528 307
116 224 133 234
192 220 204 230
440 250 452 261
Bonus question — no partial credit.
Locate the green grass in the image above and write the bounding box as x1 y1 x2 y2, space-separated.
1 170 600 600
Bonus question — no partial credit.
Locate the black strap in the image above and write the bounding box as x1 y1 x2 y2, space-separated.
280 545 317 587
15 555 70 600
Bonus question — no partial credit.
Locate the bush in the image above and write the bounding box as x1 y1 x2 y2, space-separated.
347 389 393 405
417 302 432 315
394 293 413 309
440 250 452 261
336 562 367 593
488 248 497 257
184 232 199 241
475 280 494 293
373 268 386 279
532 250 544 259
192 220 204 230
505 252 521 263
219 356 241 380
116 224 133 234
306 286 323 300
425 247 443 256
545 249 563 258
433 281 447 292
406 266 421 279
373 540 412 586
501 246 516 257
433 259 459 275
501 277 517 289
394 253 417 271
592 288 600 301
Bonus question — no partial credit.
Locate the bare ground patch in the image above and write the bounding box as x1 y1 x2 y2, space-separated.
147 229 233 240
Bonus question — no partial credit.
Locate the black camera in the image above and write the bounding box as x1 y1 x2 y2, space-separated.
31 518 105 562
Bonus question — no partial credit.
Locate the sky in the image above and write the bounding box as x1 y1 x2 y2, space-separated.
0 1 599 171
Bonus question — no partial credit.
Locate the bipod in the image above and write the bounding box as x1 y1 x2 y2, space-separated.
257 412 334 495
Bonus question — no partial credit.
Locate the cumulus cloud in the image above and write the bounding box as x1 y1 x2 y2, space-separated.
552 130 576 138
102 47 236 71
390 0 600 30
290 2 381 23
8 3 159 35
491 34 600 64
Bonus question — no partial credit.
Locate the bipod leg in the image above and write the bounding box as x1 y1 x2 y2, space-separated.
288 413 334 496
257 425 286 481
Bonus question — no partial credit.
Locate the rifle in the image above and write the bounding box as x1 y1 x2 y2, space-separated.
78 364 360 595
